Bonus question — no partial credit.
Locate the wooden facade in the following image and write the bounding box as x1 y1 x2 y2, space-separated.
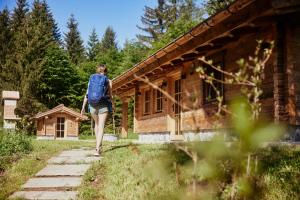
112 0 300 142
34 104 88 140
1 91 20 129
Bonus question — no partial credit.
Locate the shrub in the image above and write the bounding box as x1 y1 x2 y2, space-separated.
0 130 33 170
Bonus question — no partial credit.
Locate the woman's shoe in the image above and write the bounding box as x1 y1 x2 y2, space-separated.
94 148 100 156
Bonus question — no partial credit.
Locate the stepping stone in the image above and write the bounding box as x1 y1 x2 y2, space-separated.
10 191 78 200
36 164 90 177
58 150 95 157
48 156 100 164
22 177 82 189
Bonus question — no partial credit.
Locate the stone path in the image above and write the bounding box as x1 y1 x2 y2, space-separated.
10 148 101 200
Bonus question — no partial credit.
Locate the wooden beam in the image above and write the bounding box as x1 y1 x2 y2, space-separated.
210 35 240 46
195 44 222 53
230 25 261 36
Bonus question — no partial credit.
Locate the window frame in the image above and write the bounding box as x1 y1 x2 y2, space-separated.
143 89 151 115
155 86 163 113
56 117 65 138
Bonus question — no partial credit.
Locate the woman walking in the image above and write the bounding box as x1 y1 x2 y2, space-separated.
81 64 113 156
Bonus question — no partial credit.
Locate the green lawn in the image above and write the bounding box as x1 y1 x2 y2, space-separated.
0 139 94 199
78 141 178 200
1 138 299 200
77 142 300 200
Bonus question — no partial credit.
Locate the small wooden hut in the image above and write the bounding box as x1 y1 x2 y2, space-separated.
112 0 300 142
34 104 88 140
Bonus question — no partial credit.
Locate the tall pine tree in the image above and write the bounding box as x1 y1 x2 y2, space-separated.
64 14 85 65
99 26 117 52
137 0 167 46
13 0 58 117
3 0 29 91
137 0 202 47
0 8 13 91
10 0 29 32
86 28 99 61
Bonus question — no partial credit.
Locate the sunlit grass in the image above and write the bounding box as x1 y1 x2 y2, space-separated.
78 141 179 200
78 141 300 200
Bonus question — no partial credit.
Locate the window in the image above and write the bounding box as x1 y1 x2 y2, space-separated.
143 90 151 115
174 79 181 115
56 117 65 138
203 62 224 103
155 86 163 113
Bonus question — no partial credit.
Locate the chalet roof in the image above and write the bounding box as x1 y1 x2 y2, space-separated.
34 104 88 121
2 91 20 100
112 0 300 96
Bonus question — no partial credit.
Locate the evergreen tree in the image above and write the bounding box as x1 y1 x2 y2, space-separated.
10 0 29 32
41 0 61 43
0 8 13 91
99 26 117 52
3 0 29 91
14 0 57 117
120 39 148 71
137 0 202 46
137 0 167 46
30 0 61 43
86 28 99 61
64 14 85 65
37 45 81 108
164 0 203 26
203 0 234 16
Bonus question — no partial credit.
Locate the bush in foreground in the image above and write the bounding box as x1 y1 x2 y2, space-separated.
0 130 33 171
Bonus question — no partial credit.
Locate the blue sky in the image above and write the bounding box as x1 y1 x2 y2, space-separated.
0 0 157 47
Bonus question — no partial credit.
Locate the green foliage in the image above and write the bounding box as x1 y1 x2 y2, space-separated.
98 26 118 52
64 14 85 65
137 0 203 46
203 0 234 16
0 8 13 92
37 44 82 108
120 39 148 71
86 28 99 61
150 15 200 53
137 0 166 45
95 48 123 79
0 130 33 170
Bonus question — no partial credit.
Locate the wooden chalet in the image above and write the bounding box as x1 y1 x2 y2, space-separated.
34 104 88 140
112 0 300 142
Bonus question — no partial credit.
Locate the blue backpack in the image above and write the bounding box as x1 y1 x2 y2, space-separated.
87 74 108 106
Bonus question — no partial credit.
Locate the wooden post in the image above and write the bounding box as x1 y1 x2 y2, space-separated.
274 21 288 123
121 99 129 138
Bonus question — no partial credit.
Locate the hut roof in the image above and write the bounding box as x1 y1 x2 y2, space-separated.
2 91 20 100
34 104 88 121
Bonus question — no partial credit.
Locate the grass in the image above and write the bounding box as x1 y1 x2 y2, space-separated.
78 141 300 200
259 145 300 200
0 139 94 199
78 141 178 200
79 132 138 140
79 134 96 140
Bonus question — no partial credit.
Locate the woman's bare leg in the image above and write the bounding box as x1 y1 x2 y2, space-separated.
91 114 99 151
96 112 108 152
